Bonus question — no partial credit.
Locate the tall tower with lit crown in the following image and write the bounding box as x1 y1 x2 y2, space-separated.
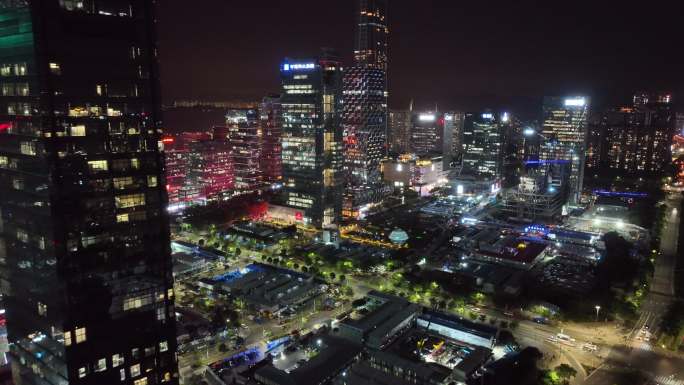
342 0 390 219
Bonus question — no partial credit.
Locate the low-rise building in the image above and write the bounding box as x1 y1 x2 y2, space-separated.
382 154 449 196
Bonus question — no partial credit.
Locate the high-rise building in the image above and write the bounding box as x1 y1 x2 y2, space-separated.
341 0 389 219
164 132 234 205
354 0 388 72
280 54 344 228
540 96 590 204
411 111 444 156
587 92 675 175
443 111 465 169
226 109 262 191
0 2 178 384
341 67 387 218
259 96 282 185
388 109 411 154
460 112 503 178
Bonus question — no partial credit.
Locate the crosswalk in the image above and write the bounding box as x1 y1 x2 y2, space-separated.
654 375 684 385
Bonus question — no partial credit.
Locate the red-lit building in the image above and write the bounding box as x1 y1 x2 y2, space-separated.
164 131 234 204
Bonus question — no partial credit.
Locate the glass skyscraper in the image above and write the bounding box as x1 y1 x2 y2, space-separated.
0 1 178 384
540 96 590 204
353 0 388 72
280 53 344 228
342 0 389 219
461 112 503 178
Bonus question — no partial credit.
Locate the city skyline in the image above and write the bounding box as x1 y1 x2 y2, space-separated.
1 2 683 385
157 1 682 117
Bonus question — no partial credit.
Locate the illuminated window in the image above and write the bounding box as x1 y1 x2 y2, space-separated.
120 368 126 381
78 367 87 378
48 62 61 75
17 82 29 96
116 213 129 223
147 175 157 187
96 84 103 96
37 302 47 316
156 307 166 321
113 176 133 190
68 106 89 117
130 364 140 378
162 372 172 382
16 228 28 242
1 83 13 96
159 341 168 352
131 348 140 359
70 124 86 136
15 63 26 76
131 158 140 169
112 354 124 367
0 156 6 167
95 358 106 372
75 327 86 343
87 160 108 172
115 193 145 209
20 141 36 155
134 378 148 385
0 64 10 76
64 331 72 346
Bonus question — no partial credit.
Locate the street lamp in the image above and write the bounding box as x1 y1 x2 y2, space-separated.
595 305 601 322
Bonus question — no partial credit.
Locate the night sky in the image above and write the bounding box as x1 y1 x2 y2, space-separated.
157 1 682 118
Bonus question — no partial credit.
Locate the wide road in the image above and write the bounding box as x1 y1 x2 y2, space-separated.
584 192 683 385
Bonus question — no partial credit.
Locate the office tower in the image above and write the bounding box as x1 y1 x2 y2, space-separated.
341 67 387 218
540 96 590 204
411 111 444 155
354 0 388 72
0 2 178 385
280 54 344 228
226 109 262 192
164 132 234 205
259 96 283 185
587 93 675 175
460 112 503 178
388 109 411 153
443 111 465 169
341 0 389 219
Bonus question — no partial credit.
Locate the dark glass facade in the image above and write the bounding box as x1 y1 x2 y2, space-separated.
0 1 178 384
280 54 344 228
354 0 388 72
259 96 282 185
540 96 589 204
461 112 503 178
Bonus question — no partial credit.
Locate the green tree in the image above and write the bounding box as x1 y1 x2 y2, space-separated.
554 364 577 383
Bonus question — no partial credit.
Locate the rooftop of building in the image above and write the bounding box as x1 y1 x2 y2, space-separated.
419 310 498 342
340 291 415 333
255 335 361 385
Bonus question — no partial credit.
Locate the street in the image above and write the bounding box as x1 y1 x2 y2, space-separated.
584 192 682 385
